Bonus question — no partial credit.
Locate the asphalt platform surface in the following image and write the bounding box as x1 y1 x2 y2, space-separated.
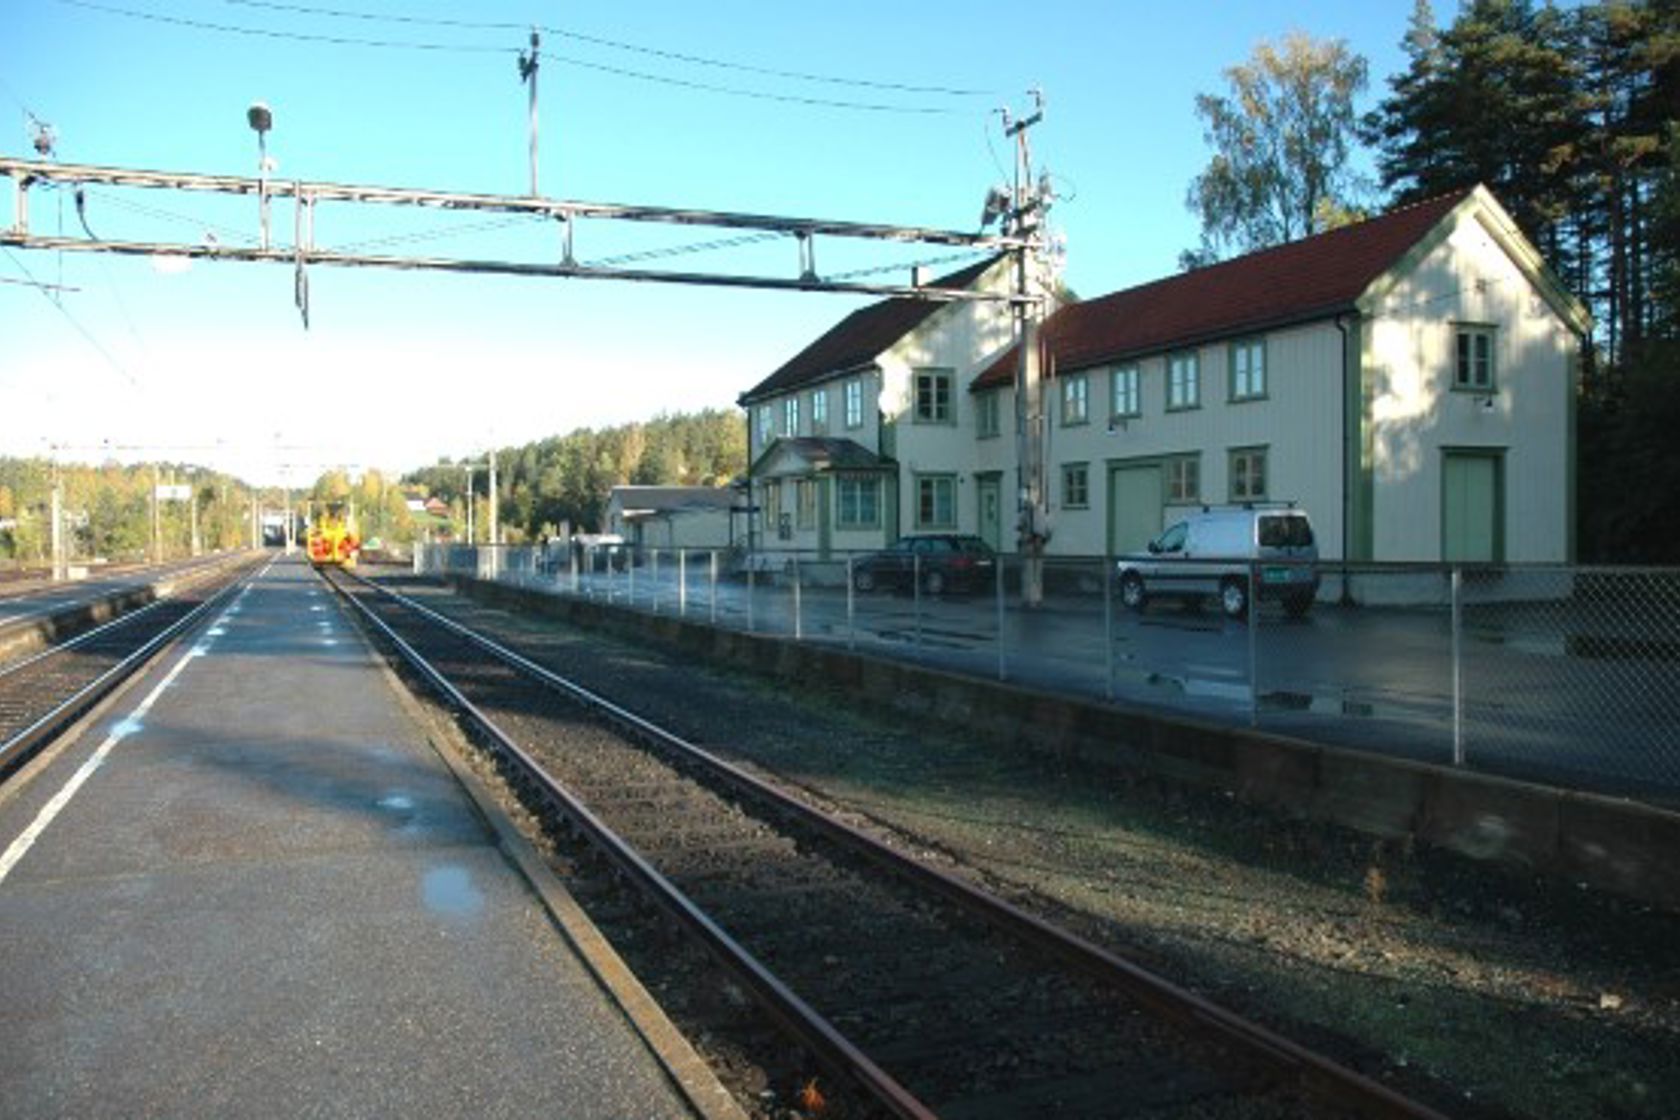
0 555 699 1119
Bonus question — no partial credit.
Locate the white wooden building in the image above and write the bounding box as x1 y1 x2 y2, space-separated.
743 186 1589 566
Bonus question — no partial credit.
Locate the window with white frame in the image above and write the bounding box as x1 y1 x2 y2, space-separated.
756 405 773 448
836 475 879 528
1230 339 1266 401
1167 352 1200 410
761 479 782 531
1062 462 1089 508
1454 325 1496 390
976 390 1001 438
796 478 817 529
915 474 956 528
844 378 864 428
1062 373 1089 426
810 388 828 433
1111 365 1140 419
913 369 953 424
1229 447 1268 501
1166 455 1200 502
782 396 800 436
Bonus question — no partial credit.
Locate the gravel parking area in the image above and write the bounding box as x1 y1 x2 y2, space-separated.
405 580 1680 1120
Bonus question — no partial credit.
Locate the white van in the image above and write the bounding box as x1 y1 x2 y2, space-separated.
1116 505 1320 619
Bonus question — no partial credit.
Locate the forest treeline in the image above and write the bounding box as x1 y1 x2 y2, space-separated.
0 410 745 564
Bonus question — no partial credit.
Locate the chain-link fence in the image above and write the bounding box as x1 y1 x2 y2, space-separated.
417 543 1680 807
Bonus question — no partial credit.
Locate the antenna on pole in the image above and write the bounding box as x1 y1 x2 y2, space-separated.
518 29 541 197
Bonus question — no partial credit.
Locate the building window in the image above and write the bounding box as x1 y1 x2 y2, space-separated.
796 479 817 529
1167 352 1200 410
844 378 864 429
810 388 828 433
1111 365 1140 419
1230 339 1266 401
782 396 800 437
915 474 956 528
976 390 1001 438
761 479 782 533
836 475 879 528
914 369 953 424
1062 462 1089 509
756 406 774 448
1166 455 1200 503
1229 447 1268 501
1455 326 1495 390
1061 373 1089 426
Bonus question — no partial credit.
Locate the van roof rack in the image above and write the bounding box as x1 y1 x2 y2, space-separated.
1198 500 1300 513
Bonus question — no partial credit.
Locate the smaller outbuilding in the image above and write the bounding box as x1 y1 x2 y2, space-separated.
605 485 744 554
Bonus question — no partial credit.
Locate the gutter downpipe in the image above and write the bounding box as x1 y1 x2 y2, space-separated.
1334 312 1355 606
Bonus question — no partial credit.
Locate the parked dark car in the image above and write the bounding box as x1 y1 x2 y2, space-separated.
851 534 997 595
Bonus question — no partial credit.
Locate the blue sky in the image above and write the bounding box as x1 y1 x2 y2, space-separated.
1 0 1415 486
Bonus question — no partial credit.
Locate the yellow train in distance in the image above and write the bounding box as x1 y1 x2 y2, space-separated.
306 513 360 569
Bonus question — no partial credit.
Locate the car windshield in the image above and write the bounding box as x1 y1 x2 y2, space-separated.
1258 515 1314 548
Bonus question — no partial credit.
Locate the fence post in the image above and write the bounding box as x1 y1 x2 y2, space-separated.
846 554 856 651
996 555 1007 682
651 549 660 613
913 553 922 649
747 566 756 634
1452 566 1464 766
709 551 718 624
628 547 636 607
1104 557 1115 701
793 555 803 641
679 549 688 617
1247 560 1259 728
570 544 579 595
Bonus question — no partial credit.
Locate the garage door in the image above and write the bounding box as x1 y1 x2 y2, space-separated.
1443 452 1501 563
1109 465 1163 554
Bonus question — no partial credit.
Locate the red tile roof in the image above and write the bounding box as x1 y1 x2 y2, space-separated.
740 256 1003 405
973 190 1472 390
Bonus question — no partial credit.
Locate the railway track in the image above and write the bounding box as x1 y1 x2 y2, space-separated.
0 559 262 779
329 567 1447 1120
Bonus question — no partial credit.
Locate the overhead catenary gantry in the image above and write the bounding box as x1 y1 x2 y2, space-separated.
0 156 1038 307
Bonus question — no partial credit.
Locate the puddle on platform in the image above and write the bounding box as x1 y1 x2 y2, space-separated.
422 865 483 919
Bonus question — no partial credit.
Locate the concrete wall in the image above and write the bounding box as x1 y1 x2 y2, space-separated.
455 575 1680 915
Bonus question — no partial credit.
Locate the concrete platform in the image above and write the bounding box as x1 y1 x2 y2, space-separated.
0 556 706 1119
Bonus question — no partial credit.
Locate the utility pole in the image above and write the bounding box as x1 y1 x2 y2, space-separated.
150 463 161 564
488 448 499 548
189 471 201 557
464 463 476 545
1005 90 1051 607
519 29 541 197
49 467 64 582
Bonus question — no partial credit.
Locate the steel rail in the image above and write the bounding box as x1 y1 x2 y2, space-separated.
343 572 1450 1120
0 570 252 779
328 570 936 1120
0 596 177 681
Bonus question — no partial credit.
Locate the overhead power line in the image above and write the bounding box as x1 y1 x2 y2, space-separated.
1 246 138 388
55 0 970 113
219 0 994 97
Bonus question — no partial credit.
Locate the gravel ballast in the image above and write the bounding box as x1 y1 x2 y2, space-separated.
395 579 1680 1120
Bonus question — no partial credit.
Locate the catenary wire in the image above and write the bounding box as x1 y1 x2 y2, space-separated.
55 0 964 113
219 0 995 97
1 246 139 388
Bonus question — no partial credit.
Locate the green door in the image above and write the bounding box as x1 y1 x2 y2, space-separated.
1443 452 1501 562
1109 465 1163 554
976 474 1002 552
